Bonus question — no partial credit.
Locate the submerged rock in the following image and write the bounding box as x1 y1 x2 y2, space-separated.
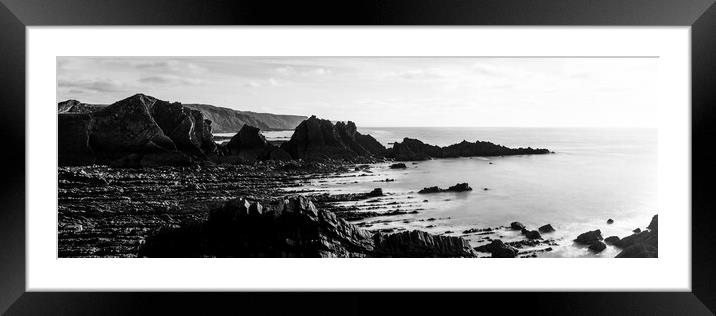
607 219 614 224
389 163 407 169
510 222 526 230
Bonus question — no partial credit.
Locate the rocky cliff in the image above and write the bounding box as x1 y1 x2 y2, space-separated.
281 116 386 161
387 137 551 161
138 195 476 258
183 103 307 133
58 94 216 166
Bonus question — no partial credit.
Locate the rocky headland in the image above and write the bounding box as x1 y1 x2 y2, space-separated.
386 137 551 161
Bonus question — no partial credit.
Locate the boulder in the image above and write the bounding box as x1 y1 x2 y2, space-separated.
538 224 555 233
607 219 614 224
574 229 603 245
389 163 407 169
474 240 518 258
447 183 472 192
366 188 384 197
633 228 642 233
604 236 621 245
588 240 607 253
521 229 542 240
510 222 526 230
418 186 442 194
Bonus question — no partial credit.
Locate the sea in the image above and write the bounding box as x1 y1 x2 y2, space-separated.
218 127 658 258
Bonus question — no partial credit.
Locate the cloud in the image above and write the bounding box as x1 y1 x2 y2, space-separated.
57 78 128 93
242 78 280 88
380 68 448 80
133 60 207 74
138 75 204 85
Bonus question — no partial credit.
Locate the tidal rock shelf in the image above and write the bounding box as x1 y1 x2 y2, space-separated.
58 161 355 257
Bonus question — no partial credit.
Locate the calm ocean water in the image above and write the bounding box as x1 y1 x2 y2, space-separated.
217 127 658 257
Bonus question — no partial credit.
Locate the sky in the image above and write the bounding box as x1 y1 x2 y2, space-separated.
57 57 658 127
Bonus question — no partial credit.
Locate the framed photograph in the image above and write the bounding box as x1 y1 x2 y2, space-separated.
1 0 715 314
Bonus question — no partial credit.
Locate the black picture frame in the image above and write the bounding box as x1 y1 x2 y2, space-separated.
1 0 715 314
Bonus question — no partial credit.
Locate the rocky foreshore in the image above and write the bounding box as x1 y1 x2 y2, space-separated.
138 195 476 258
57 94 656 259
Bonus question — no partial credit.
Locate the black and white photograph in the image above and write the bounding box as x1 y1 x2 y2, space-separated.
57 56 659 258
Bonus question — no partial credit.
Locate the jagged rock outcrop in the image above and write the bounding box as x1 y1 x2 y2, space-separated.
225 125 273 161
386 138 551 161
138 195 477 258
281 116 386 161
58 94 216 166
615 215 658 258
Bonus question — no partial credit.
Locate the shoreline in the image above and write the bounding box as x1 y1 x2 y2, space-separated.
58 159 656 258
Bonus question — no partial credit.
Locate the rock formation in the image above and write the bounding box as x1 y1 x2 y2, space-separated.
614 215 658 258
225 124 274 161
183 103 307 133
281 116 386 161
58 94 216 166
474 239 519 258
138 195 476 258
418 183 473 194
386 138 551 161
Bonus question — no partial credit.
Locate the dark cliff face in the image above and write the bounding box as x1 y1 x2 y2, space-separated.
281 116 387 161
183 103 307 133
138 195 477 258
386 137 551 161
58 94 216 166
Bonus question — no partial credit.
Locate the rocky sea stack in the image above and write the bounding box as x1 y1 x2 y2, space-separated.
58 94 216 166
139 195 476 258
280 115 386 161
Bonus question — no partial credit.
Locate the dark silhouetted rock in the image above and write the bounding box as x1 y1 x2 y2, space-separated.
538 224 555 233
389 163 407 169
226 124 273 161
372 230 476 258
588 240 607 253
58 94 217 166
418 183 472 194
386 137 550 161
604 236 621 245
281 116 386 161
367 188 384 197
607 219 614 224
574 229 603 245
521 229 542 240
510 222 526 230
474 240 518 258
633 228 642 233
615 215 658 258
139 195 476 258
